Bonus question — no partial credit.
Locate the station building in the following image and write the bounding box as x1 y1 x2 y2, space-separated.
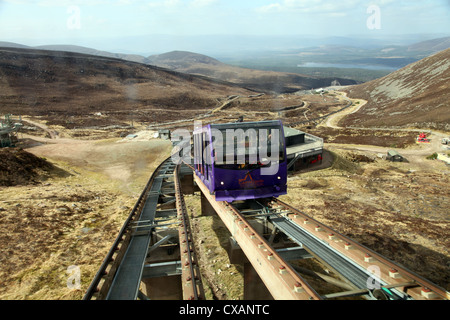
284 127 324 172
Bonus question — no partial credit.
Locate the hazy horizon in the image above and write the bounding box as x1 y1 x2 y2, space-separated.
1 0 450 55
2 33 450 57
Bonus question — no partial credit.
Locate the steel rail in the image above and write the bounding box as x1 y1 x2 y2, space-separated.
271 199 449 300
83 157 172 300
269 213 372 290
174 164 205 300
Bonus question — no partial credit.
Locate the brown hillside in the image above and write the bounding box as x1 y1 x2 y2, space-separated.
343 48 450 130
0 47 253 128
148 51 358 93
0 148 67 186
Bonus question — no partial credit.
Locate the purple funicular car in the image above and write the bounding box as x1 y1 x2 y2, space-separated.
193 120 287 202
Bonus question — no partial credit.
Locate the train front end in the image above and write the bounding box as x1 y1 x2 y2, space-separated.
210 121 287 202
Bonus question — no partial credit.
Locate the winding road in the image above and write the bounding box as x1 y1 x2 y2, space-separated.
22 117 59 139
320 91 367 129
318 91 449 171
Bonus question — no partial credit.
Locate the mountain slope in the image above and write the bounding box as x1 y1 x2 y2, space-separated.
343 48 450 131
148 51 358 93
0 47 253 128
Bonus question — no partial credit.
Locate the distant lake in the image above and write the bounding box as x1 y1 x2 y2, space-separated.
297 62 398 71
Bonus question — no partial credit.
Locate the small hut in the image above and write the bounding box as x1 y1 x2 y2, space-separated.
158 129 171 140
387 150 404 162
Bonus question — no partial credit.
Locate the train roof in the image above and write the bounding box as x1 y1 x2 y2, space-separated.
283 126 305 138
208 120 283 130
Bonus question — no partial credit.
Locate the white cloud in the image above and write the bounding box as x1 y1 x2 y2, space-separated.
1 0 142 7
190 0 217 8
164 0 181 7
146 0 182 9
257 0 362 15
1 0 29 4
37 0 108 6
257 3 282 13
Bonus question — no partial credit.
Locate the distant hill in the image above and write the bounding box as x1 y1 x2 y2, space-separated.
148 50 358 93
343 48 450 131
0 47 253 128
0 42 30 49
148 50 223 69
221 36 450 82
35 44 150 64
407 36 450 53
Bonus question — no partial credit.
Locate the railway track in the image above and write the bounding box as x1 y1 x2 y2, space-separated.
84 159 448 301
83 160 204 300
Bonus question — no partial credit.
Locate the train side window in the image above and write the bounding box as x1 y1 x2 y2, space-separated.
202 132 207 178
198 133 202 172
196 133 201 172
194 133 197 171
205 132 210 180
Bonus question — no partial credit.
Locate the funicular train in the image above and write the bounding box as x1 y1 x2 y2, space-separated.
193 120 287 203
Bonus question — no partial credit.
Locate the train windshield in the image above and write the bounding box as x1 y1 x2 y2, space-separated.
212 124 285 170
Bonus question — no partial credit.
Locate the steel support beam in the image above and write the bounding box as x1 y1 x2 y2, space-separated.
194 174 322 300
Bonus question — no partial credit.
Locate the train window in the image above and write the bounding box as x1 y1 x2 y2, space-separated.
202 132 206 164
213 126 285 170
194 133 197 170
195 133 201 172
204 131 210 180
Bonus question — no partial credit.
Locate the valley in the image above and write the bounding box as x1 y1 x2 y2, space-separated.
220 36 450 82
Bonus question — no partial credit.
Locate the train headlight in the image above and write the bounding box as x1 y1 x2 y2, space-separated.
221 181 225 185
278 176 281 180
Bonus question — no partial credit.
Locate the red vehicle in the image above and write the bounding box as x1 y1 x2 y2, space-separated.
417 133 430 143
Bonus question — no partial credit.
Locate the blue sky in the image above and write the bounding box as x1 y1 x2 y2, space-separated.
0 0 449 51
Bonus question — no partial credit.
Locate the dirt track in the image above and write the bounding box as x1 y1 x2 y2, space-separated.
320 91 367 129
